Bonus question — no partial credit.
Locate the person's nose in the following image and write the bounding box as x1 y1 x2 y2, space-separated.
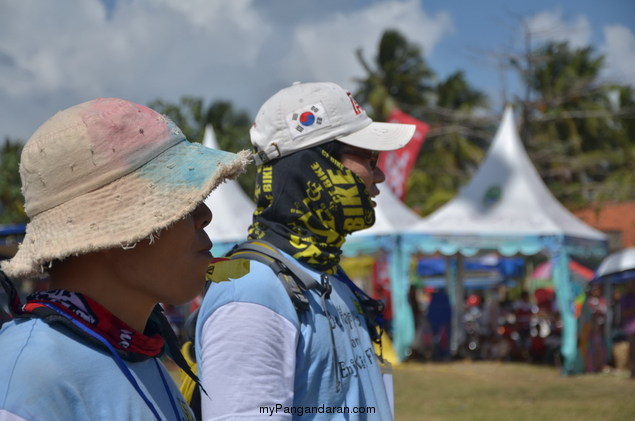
193 202 212 229
373 166 386 185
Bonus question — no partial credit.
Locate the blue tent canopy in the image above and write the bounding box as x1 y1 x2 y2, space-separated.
0 224 26 238
397 108 608 373
593 247 635 284
417 256 525 278
593 269 635 284
420 276 516 290
0 224 26 260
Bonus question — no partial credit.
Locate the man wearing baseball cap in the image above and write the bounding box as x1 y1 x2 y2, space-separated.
0 98 249 420
195 82 415 420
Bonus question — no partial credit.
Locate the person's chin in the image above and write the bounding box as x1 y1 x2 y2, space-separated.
175 278 207 304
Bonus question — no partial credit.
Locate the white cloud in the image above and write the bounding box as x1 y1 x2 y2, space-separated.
601 25 635 86
0 0 273 140
279 0 453 89
151 0 271 64
0 0 454 141
525 10 592 49
0 1 104 96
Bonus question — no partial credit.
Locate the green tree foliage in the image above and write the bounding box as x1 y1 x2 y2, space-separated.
0 138 27 224
608 85 635 199
412 71 490 215
515 41 635 208
436 71 488 112
148 97 255 197
355 29 490 215
355 30 635 215
355 29 435 120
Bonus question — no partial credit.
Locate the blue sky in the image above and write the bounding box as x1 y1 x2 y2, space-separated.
1 0 633 142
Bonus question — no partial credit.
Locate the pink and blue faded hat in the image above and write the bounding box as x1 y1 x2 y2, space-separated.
1 98 250 279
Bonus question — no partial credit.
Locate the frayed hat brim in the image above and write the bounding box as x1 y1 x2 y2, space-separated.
2 141 250 279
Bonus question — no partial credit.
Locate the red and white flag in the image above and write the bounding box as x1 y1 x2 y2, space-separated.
378 109 429 200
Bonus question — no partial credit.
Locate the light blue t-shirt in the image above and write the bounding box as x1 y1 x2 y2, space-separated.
196 253 392 420
0 318 195 421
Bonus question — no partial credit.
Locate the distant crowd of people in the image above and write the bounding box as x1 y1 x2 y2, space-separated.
578 281 635 377
407 281 635 377
408 286 563 365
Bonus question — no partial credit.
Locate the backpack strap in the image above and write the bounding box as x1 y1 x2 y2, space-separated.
179 240 330 417
183 240 325 341
225 241 383 344
226 240 330 312
225 241 344 390
335 267 385 347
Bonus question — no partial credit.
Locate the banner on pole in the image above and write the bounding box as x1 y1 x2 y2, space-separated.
378 109 429 200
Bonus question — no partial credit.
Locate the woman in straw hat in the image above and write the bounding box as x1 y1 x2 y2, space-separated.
0 98 249 421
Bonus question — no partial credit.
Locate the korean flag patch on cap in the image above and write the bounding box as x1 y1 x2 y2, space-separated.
286 102 331 139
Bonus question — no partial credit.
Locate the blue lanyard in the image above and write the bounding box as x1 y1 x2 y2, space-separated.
154 357 182 421
335 267 365 295
42 304 183 421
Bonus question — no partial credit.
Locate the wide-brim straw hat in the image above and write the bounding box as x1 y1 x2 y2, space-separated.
1 98 250 279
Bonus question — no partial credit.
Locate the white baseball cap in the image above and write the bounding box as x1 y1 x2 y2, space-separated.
250 82 415 165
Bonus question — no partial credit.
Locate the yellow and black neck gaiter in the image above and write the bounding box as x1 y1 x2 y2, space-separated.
248 146 376 274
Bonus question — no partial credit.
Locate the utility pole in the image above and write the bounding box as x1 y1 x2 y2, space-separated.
521 23 532 145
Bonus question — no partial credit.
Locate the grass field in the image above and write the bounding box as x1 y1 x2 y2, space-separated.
171 360 635 420
393 361 635 421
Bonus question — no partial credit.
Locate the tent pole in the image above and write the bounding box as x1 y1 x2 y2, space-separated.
456 254 465 357
604 281 613 366
552 247 579 374
390 236 415 362
446 254 465 357
445 255 456 356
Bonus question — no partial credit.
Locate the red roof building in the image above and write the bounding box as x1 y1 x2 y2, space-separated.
573 201 635 251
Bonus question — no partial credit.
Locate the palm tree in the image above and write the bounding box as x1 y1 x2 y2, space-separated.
409 71 491 214
355 30 491 214
516 41 635 207
436 71 488 112
354 29 435 121
598 85 635 202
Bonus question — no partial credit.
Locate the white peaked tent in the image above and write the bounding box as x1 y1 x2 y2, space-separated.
399 107 608 372
406 107 606 244
201 125 255 255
